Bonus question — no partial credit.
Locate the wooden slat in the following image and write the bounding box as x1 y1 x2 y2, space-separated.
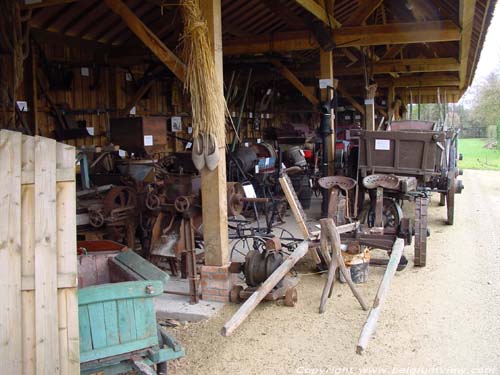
0 130 23 374
34 136 60 374
21 134 36 375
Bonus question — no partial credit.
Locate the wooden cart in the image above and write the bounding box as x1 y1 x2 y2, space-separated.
79 280 184 375
356 124 463 266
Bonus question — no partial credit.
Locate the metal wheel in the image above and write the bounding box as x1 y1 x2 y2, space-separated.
230 236 266 261
284 287 298 307
446 177 455 225
367 198 403 228
414 196 429 267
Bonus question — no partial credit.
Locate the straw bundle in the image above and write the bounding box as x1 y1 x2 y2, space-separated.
181 0 225 144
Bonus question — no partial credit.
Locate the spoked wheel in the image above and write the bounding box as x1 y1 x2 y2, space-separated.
366 198 403 228
230 236 266 261
446 176 455 225
414 196 429 267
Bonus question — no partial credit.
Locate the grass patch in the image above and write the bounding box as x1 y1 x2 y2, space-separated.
458 138 500 170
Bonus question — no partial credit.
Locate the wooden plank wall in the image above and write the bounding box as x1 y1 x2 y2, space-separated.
6 42 310 152
0 129 79 375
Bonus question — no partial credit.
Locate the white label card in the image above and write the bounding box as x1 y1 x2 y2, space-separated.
242 184 257 198
185 142 192 150
86 127 94 136
16 101 28 112
375 139 391 150
319 78 333 89
81 67 89 77
144 135 154 146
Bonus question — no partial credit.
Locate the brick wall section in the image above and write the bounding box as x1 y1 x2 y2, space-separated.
201 264 233 302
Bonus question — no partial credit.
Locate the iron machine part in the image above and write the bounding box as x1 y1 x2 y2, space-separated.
243 237 284 287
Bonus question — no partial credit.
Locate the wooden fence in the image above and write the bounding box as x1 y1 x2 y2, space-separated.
0 130 79 374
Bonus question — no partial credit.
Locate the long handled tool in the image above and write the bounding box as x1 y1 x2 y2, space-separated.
221 240 309 337
356 238 404 354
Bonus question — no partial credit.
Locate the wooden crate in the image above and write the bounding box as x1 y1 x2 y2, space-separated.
0 130 79 374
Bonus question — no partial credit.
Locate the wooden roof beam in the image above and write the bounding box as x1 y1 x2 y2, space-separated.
343 0 383 26
335 58 459 76
375 74 460 88
459 0 476 89
20 0 78 9
337 84 365 115
223 21 460 55
382 44 406 60
295 0 341 28
270 59 319 106
104 0 186 81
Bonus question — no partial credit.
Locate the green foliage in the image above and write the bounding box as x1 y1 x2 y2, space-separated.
497 117 500 149
458 138 500 170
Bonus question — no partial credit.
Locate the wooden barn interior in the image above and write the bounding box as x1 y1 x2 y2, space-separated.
0 0 496 373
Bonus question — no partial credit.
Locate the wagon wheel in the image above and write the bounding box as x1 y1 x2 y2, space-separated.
366 198 402 228
446 176 455 225
414 196 429 267
439 193 446 206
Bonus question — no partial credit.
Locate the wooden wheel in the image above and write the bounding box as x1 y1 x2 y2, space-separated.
414 196 429 267
446 177 455 225
439 193 446 206
284 287 298 307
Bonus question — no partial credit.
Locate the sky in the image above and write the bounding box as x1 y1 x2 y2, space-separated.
461 1 500 104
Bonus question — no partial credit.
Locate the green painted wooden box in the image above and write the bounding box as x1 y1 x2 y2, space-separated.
78 280 184 375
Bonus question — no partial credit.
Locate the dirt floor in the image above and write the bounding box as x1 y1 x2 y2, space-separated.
168 170 500 375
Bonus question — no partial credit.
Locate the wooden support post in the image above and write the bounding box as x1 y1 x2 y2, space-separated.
221 241 309 337
364 84 377 130
199 0 229 266
357 238 404 354
387 85 395 124
104 0 186 81
24 45 38 135
320 50 335 175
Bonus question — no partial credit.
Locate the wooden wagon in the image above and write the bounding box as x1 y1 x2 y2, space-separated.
356 123 463 266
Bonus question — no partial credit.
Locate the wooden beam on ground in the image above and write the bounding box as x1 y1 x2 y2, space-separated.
20 0 78 9
343 0 383 26
334 58 459 76
270 59 319 106
199 0 229 266
223 21 460 55
337 84 365 115
295 0 341 28
458 0 477 89
104 0 186 81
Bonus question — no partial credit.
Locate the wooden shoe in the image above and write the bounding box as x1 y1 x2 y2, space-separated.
204 133 220 171
191 134 205 171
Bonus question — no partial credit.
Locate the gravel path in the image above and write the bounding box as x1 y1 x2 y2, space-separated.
170 170 500 375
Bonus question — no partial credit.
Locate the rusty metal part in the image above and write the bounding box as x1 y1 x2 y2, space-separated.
227 182 245 216
265 237 282 252
182 216 199 304
174 195 191 213
319 176 356 191
244 249 284 287
284 287 298 307
89 210 105 228
367 196 403 229
414 196 429 267
363 174 400 190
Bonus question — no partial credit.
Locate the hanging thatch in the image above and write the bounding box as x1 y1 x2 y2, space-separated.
181 0 225 144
